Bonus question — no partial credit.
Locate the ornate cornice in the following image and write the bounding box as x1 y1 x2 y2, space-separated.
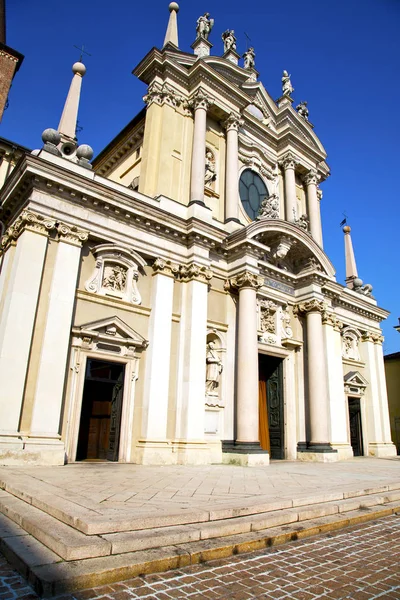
152 257 180 278
143 82 184 109
302 169 319 186
225 271 264 291
279 151 299 171
293 298 327 316
57 222 89 246
180 263 213 283
0 210 56 254
223 112 244 132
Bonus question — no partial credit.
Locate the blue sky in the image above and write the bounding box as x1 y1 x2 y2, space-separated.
3 0 400 352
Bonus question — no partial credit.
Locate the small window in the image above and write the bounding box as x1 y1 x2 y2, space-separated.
239 169 268 221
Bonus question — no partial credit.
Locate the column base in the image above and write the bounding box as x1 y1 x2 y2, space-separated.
297 442 338 463
133 439 213 466
221 441 270 466
188 199 207 208
368 442 397 458
331 444 354 460
0 436 65 466
224 217 241 224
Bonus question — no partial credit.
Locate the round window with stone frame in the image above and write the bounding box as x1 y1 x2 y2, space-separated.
239 169 269 221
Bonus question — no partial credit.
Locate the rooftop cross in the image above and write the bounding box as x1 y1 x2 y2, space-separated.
73 44 91 62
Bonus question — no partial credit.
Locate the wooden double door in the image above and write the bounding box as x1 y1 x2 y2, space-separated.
76 359 125 461
258 354 284 459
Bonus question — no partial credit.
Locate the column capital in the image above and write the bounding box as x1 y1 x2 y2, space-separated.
152 257 180 278
225 271 264 291
1 210 56 254
321 310 343 331
294 298 327 316
57 222 89 246
317 187 323 201
279 151 299 171
180 262 213 283
223 112 243 132
143 81 184 109
190 88 214 111
302 169 319 186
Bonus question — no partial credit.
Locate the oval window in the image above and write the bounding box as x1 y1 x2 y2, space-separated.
239 169 268 221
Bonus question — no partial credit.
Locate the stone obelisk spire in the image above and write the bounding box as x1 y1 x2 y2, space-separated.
343 225 358 288
163 2 179 48
58 61 86 143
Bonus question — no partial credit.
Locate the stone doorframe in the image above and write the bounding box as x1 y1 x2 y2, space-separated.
65 316 148 463
343 371 368 456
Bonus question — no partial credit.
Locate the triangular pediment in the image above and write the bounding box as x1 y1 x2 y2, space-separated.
72 316 148 348
344 371 369 387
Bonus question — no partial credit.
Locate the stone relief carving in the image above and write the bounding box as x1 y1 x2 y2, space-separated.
143 82 184 109
225 271 264 291
222 29 236 52
206 341 223 396
294 211 310 232
282 70 294 97
259 299 277 344
204 148 217 187
196 12 214 40
294 299 327 316
180 263 213 283
280 304 293 339
270 237 293 270
243 47 256 70
85 244 144 305
342 329 361 361
296 101 309 121
257 193 279 220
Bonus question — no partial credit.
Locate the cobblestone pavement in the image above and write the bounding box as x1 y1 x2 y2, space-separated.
1 515 400 599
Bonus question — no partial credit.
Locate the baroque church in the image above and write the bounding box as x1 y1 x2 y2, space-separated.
0 4 396 466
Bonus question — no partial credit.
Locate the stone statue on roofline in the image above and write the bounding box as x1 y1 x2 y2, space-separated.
222 29 236 52
196 12 214 40
296 101 309 121
243 47 256 69
282 70 294 97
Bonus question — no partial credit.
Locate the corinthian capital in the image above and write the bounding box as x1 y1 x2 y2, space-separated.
294 298 327 316
223 112 243 132
191 88 214 111
302 169 319 186
279 151 299 171
1 211 56 254
57 223 89 246
321 310 343 331
152 257 180 277
226 271 264 291
180 263 213 283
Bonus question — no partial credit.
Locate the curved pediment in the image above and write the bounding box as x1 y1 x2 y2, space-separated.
246 220 336 278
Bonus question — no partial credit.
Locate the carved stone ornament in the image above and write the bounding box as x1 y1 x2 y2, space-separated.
282 70 294 97
296 101 309 121
353 278 373 298
1 210 56 253
322 310 343 332
341 328 361 361
204 148 217 188
302 169 319 186
294 212 310 232
363 332 384 345
258 299 277 344
179 263 213 283
279 151 298 171
57 222 89 246
226 271 264 291
257 193 280 220
85 244 146 305
280 304 294 339
143 82 184 109
152 257 180 278
196 12 214 40
293 299 327 316
189 89 214 112
243 47 256 70
223 112 243 132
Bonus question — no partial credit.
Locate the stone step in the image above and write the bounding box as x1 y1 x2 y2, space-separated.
1 502 397 597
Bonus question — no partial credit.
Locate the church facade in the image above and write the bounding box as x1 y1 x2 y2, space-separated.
0 4 396 466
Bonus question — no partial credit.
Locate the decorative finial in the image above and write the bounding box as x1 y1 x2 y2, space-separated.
282 70 294 97
163 2 180 47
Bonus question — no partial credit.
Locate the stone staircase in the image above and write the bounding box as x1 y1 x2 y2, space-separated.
0 475 399 597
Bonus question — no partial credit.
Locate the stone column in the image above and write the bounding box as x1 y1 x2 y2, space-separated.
373 334 396 450
230 272 264 447
190 89 213 207
30 224 89 443
138 258 179 462
280 152 298 222
303 170 323 246
223 112 242 223
360 332 383 451
0 211 55 434
179 263 212 462
295 299 337 460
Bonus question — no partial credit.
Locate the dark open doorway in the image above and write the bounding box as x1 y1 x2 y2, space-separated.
258 354 284 459
76 359 125 461
348 397 364 457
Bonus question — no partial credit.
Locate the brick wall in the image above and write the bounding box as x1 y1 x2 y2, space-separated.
0 48 19 121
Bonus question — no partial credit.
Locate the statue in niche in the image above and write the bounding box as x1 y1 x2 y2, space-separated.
296 101 309 121
282 70 294 97
280 305 293 339
243 47 256 70
204 150 216 186
103 264 127 292
196 13 214 40
222 29 236 52
206 341 223 395
257 193 279 220
342 335 360 361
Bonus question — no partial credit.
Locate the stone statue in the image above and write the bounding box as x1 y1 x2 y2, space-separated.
353 278 373 297
204 150 216 186
257 193 279 220
196 13 214 40
296 101 309 121
280 305 293 339
243 47 255 70
103 265 127 292
222 29 236 52
206 341 223 395
296 213 309 231
282 70 294 97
